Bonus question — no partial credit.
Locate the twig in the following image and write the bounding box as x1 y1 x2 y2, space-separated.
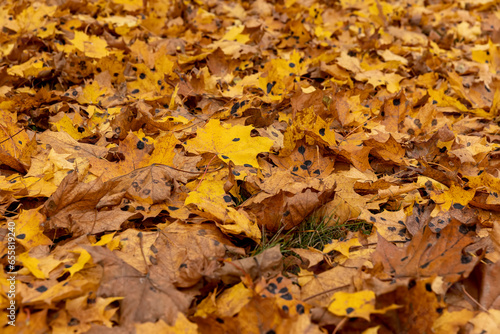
461 284 489 313
0 128 24 145
194 154 218 191
303 284 350 302
333 316 347 334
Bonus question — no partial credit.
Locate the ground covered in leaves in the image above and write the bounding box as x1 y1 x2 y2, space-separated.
1 0 500 332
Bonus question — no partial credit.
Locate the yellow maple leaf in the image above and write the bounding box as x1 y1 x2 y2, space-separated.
14 209 52 250
7 54 52 78
195 282 252 318
469 309 500 334
222 25 250 43
432 309 474 334
70 31 109 58
77 80 112 105
258 50 308 102
431 183 475 214
355 70 403 93
19 252 46 279
65 295 122 328
135 314 198 334
322 237 362 257
428 87 468 112
64 249 92 277
185 173 261 241
53 115 92 140
139 132 177 167
185 119 274 167
328 290 399 320
127 63 168 100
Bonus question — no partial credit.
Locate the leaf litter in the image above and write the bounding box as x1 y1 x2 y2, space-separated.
1 0 500 332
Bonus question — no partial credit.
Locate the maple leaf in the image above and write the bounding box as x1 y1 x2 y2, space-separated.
372 218 483 285
84 245 192 329
185 119 274 168
3 0 500 332
69 31 110 59
327 290 399 320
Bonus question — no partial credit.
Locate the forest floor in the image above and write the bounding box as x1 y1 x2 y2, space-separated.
1 0 500 333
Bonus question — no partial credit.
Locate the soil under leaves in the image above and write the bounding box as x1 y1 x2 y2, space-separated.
1 0 500 333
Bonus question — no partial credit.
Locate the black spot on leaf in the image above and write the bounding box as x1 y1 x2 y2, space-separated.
267 283 277 294
36 286 48 293
231 102 240 114
461 254 472 264
459 225 469 235
68 318 80 326
266 81 276 94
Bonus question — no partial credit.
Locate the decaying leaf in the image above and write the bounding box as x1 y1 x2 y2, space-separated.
2 0 500 332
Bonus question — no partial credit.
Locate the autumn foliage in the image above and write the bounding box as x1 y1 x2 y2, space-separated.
1 0 500 332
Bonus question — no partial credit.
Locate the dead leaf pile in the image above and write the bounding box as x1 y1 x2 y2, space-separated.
1 0 500 332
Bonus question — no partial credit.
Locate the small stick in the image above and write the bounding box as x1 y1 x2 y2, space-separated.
332 317 347 334
194 154 218 191
461 284 489 313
